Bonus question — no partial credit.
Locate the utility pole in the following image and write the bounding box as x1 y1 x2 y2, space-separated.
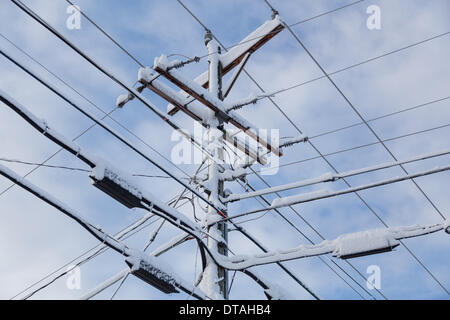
203 30 228 299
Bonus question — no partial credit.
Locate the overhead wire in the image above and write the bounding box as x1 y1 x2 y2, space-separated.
261 0 449 294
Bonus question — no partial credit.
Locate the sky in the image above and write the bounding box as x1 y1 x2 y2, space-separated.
0 0 449 300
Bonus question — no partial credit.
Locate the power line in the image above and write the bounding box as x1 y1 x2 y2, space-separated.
64 0 144 67
0 158 89 172
282 14 448 221
309 95 450 140
175 0 448 297
261 31 450 98
195 0 368 60
224 133 372 298
238 180 377 299
0 106 117 199
255 122 450 175
0 33 191 180
173 0 390 300
7 0 446 300
175 0 388 299
0 157 183 179
50 2 323 298
262 0 449 294
12 190 195 300
9 0 223 212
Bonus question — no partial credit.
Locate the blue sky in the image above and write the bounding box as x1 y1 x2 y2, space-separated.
0 0 449 300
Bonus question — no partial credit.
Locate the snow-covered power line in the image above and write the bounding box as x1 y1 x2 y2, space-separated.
0 32 193 179
14 187 198 300
7 1 228 212
0 49 224 215
6 131 441 273
222 164 450 222
259 31 450 99
0 162 209 300
254 122 450 175
238 179 381 300
278 11 448 222
176 0 449 298
178 0 448 300
0 90 296 297
226 148 450 202
0 90 219 239
256 0 450 295
63 0 145 68
1 27 353 298
1 53 316 300
5 0 448 300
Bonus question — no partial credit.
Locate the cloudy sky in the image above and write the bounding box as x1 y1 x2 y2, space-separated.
0 0 449 300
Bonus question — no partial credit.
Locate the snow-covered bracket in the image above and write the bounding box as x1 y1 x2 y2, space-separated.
147 16 285 158
166 15 284 116
137 67 268 165
153 56 283 157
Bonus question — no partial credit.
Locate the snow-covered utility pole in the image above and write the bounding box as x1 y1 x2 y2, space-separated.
6 0 449 301
202 30 228 299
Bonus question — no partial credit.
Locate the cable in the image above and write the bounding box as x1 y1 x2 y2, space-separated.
0 33 191 178
9 0 224 213
64 0 144 68
176 0 446 298
255 122 450 175
281 15 448 221
309 96 450 140
175 0 387 300
237 179 376 300
175 0 384 299
12 190 195 300
223 118 374 299
186 0 368 61
0 158 89 172
0 106 117 199
262 0 449 294
256 31 450 99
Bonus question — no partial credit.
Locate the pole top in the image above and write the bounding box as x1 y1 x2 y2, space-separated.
204 30 213 46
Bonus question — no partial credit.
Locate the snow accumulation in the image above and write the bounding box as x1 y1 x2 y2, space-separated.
271 189 330 207
219 168 248 182
332 229 399 258
153 54 182 71
166 15 282 114
1 88 206 237
126 255 177 286
219 15 282 67
90 161 143 200
116 93 134 108
138 66 158 84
